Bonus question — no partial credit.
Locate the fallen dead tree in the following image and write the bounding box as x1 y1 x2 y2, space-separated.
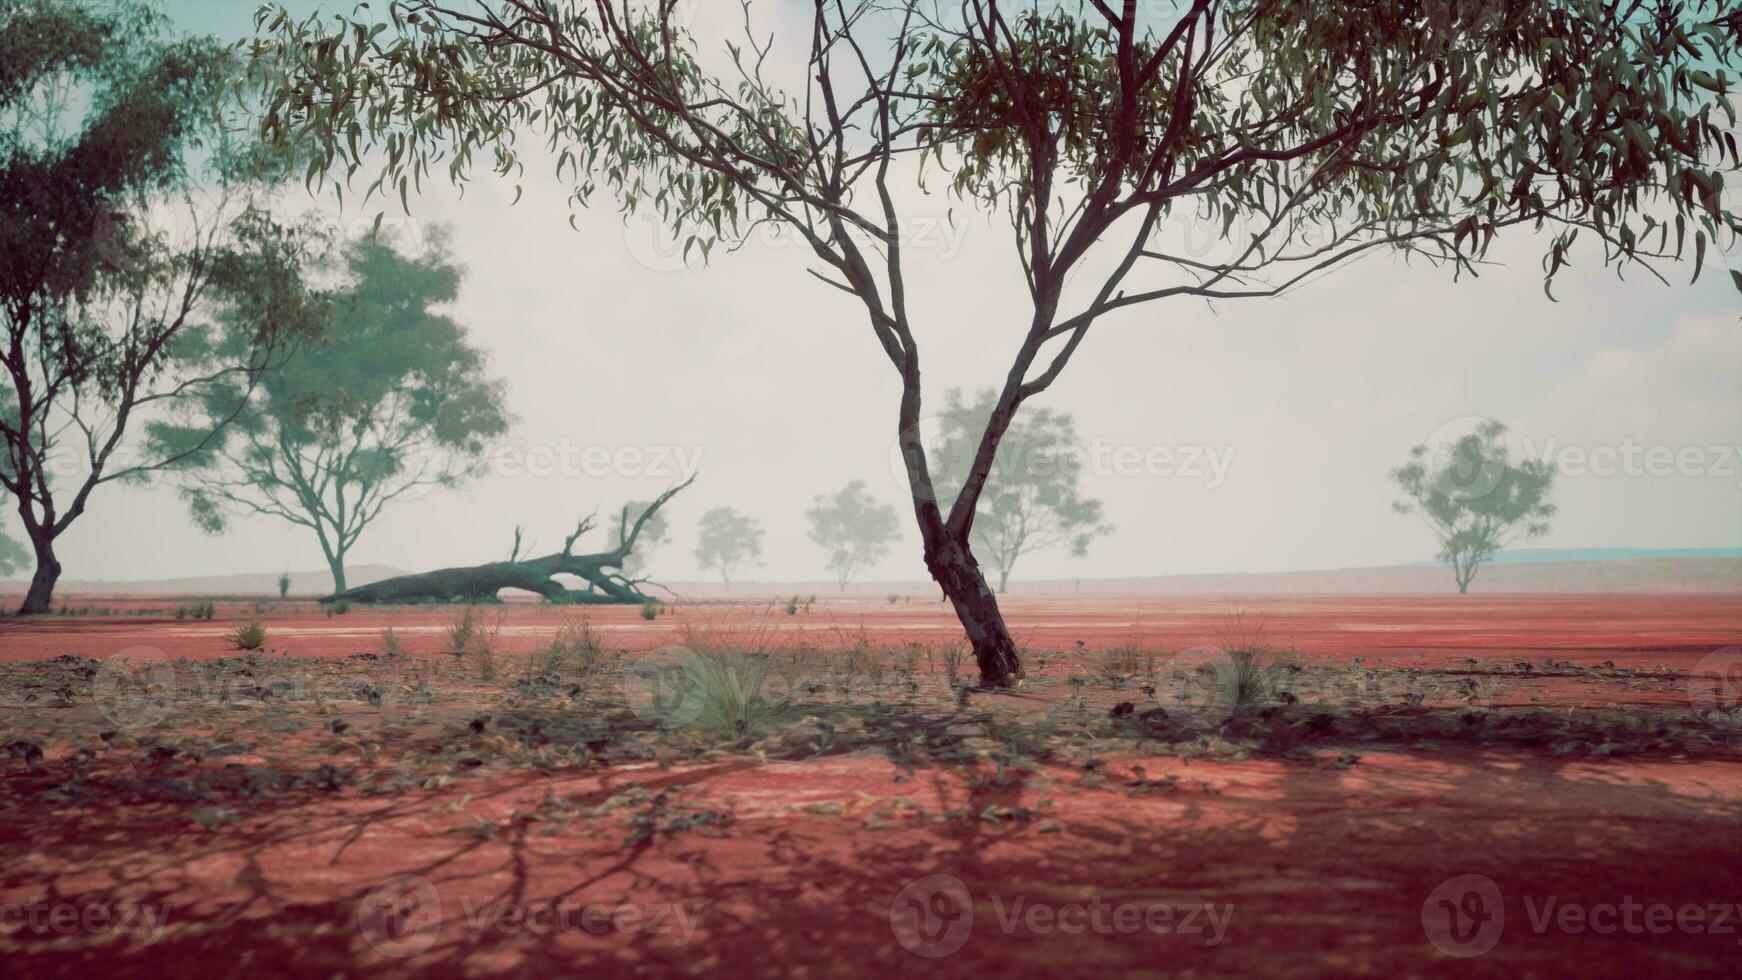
322 477 694 605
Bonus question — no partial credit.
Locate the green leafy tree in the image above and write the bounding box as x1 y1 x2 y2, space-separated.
0 526 26 577
1392 420 1556 593
806 480 900 590
166 230 511 593
250 1 1742 685
2 1 318 614
693 507 762 590
931 388 1110 594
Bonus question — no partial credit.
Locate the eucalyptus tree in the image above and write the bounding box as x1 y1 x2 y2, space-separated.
1392 420 1556 594
167 229 511 593
251 1 1742 685
693 506 762 589
2 0 319 613
807 479 900 590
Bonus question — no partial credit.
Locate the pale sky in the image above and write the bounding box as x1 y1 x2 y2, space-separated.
27 1 1742 586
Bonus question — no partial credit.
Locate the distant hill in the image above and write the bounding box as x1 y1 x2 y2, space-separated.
1479 547 1742 564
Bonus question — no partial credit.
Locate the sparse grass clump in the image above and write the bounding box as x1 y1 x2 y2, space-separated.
537 617 609 678
227 618 267 651
1087 641 1157 690
378 628 406 659
446 606 502 680
447 607 481 656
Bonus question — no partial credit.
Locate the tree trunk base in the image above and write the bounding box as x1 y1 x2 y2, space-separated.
927 537 1022 688
16 546 60 616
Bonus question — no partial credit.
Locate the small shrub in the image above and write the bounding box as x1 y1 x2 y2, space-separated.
939 643 966 692
447 607 481 657
227 618 267 651
378 628 406 659
680 648 781 738
334 600 351 615
198 602 216 621
278 572 291 600
785 596 799 616
1087 641 1157 690
886 594 900 604
537 617 608 677
640 603 658 621
174 606 188 621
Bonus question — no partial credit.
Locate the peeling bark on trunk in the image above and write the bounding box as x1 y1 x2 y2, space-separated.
322 477 693 606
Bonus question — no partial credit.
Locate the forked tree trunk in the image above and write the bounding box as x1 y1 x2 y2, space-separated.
17 532 60 615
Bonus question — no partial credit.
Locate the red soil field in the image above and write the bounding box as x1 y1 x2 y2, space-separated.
2 591 1736 665
2 593 1740 978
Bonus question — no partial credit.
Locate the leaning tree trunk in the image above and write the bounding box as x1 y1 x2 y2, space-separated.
326 552 347 594
924 527 1022 687
323 477 693 606
17 532 60 615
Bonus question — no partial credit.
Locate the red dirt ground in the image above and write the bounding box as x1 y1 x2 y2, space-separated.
2 591 1736 664
2 593 1740 978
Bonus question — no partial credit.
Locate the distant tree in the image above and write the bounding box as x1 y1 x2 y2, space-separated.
165 230 511 593
2 1 318 614
931 389 1110 593
693 507 762 590
254 1 1742 685
1392 420 1556 594
806 480 900 591
614 499 671 578
277 571 291 600
0 528 26 578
